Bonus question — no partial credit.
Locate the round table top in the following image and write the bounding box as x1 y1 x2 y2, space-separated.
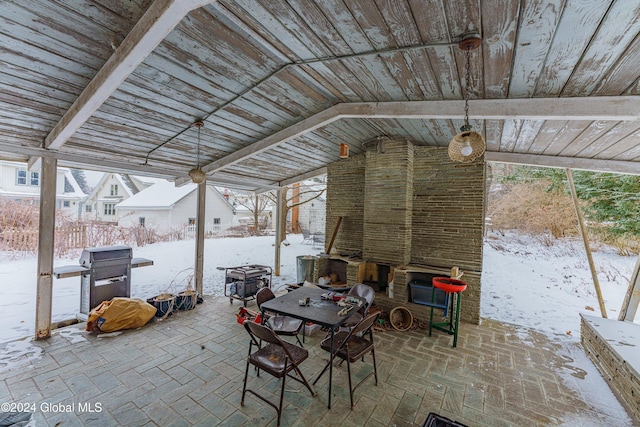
432 277 467 293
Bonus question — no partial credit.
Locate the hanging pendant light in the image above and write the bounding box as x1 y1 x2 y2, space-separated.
189 120 206 184
448 33 485 163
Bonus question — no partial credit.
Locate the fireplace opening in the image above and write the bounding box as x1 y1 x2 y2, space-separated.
362 263 391 293
320 259 347 284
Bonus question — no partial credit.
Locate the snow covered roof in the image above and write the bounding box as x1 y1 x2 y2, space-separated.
115 180 194 209
62 169 85 197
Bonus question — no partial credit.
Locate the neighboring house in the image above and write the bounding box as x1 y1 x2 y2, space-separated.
83 173 162 222
297 193 326 235
0 160 85 219
293 180 326 235
115 180 236 234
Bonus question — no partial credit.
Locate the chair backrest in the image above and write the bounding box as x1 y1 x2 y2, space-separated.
349 283 375 313
351 311 380 337
244 318 281 346
256 287 275 309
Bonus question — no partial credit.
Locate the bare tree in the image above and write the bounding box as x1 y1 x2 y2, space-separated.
265 179 326 245
234 192 272 235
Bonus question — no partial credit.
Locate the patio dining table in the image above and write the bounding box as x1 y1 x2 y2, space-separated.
258 286 364 409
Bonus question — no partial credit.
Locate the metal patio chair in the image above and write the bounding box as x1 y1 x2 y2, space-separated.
256 287 305 346
241 321 315 426
342 283 375 330
313 311 380 409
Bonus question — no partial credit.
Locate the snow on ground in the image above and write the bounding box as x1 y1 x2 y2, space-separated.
0 234 319 344
480 230 638 340
0 231 638 422
0 231 637 344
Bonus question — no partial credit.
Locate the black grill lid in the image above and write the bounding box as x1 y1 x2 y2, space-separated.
80 245 132 267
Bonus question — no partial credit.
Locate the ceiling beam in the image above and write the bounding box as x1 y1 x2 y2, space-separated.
43 0 214 151
0 141 281 190
197 96 640 177
279 167 328 187
2 141 188 179
342 97 640 121
486 152 640 176
199 105 346 176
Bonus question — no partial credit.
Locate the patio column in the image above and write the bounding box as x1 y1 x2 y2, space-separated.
274 188 284 276
195 181 205 295
619 255 640 321
35 157 57 340
566 168 607 318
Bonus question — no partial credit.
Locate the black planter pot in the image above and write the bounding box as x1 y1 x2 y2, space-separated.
147 294 176 317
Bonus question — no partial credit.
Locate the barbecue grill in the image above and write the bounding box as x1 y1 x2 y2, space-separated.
53 245 153 318
222 264 272 306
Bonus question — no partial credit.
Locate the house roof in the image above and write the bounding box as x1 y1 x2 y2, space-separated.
116 179 194 209
1 1 640 192
86 173 140 201
62 169 85 198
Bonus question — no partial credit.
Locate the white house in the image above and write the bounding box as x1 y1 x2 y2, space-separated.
115 180 236 235
0 160 85 219
292 179 326 235
297 193 326 235
83 173 162 222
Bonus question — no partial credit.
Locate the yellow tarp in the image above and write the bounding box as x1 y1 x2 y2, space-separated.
87 297 156 333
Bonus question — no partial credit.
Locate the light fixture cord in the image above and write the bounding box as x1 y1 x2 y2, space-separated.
196 123 200 168
463 46 471 130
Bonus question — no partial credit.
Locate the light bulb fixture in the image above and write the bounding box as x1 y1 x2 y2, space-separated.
339 143 349 158
460 141 473 156
189 120 206 184
448 33 486 163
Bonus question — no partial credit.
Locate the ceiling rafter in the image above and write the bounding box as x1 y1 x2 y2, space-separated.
171 96 640 185
38 0 215 154
487 152 640 175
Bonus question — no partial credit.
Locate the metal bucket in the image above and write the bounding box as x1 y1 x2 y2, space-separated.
296 255 317 283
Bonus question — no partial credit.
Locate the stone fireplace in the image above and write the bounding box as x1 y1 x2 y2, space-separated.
324 139 485 324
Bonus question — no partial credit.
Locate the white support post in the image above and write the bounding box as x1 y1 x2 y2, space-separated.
274 189 284 276
35 157 57 340
619 254 640 322
566 168 607 318
195 181 206 295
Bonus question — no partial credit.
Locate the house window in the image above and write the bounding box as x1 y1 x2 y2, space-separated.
139 217 145 227
85 205 92 213
213 218 220 225
110 184 118 196
63 200 70 208
16 170 38 186
16 170 26 185
104 203 115 216
188 218 196 225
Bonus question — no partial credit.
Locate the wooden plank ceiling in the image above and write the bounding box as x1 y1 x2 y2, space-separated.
1 0 640 191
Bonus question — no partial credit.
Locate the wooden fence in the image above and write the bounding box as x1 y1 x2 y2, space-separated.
0 225 87 253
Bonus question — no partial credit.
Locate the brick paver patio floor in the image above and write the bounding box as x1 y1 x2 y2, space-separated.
0 295 636 426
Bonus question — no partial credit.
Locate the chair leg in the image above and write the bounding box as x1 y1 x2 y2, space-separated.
346 357 354 409
277 368 286 427
241 355 251 405
371 347 378 385
312 359 331 385
295 334 304 347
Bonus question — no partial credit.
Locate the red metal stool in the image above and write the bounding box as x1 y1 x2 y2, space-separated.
429 277 467 347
